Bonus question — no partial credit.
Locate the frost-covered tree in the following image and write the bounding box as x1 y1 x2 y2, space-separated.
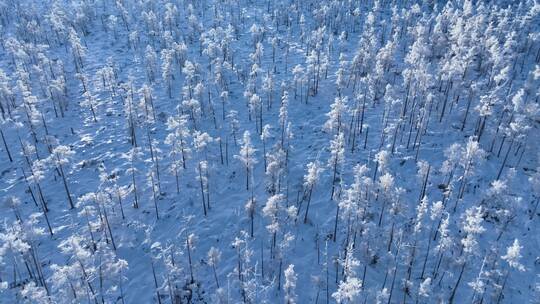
497 238 526 303
501 239 525 272
265 146 286 195
245 196 257 237
144 45 158 82
0 69 15 119
47 145 75 209
417 277 431 301
207 247 222 288
192 131 213 212
292 64 306 102
123 147 143 209
328 131 345 200
333 277 362 304
373 150 390 181
456 137 486 204
19 281 49 304
432 211 452 278
165 114 191 192
52 234 98 302
324 96 348 134
377 171 395 227
448 206 486 303
461 206 486 255
279 91 289 147
147 166 160 220
227 110 240 145
334 240 362 303
284 264 297 304
261 71 274 110
261 124 272 172
248 93 263 133
182 98 202 128
0 218 47 293
220 90 229 120
161 49 175 98
186 233 197 283
302 161 324 223
68 28 85 72
81 91 98 122
263 194 284 255
235 131 257 191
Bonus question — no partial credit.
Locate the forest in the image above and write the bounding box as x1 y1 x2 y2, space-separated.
0 0 539 303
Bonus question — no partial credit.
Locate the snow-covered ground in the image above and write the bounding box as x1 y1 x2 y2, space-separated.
0 0 539 303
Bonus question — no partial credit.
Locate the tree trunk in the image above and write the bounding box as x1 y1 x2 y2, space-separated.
448 262 466 304
58 164 75 209
0 129 12 162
